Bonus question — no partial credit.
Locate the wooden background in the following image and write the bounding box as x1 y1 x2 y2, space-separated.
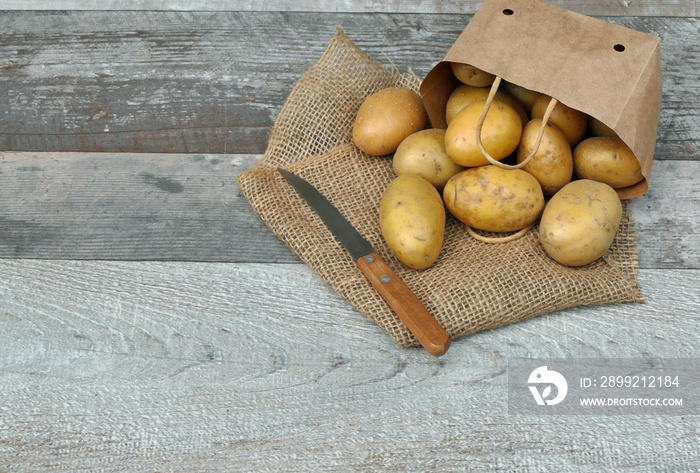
1 1 699 471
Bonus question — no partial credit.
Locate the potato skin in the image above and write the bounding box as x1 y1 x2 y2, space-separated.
393 129 464 191
573 137 644 189
352 87 428 156
445 84 529 127
531 95 587 147
517 118 573 195
443 165 544 233
379 174 445 269
539 179 622 267
450 63 496 87
445 100 523 167
500 80 541 115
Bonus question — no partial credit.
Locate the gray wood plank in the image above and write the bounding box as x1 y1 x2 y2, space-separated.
1 259 698 471
631 160 700 269
0 152 698 268
1 12 698 156
0 0 695 16
0 152 292 262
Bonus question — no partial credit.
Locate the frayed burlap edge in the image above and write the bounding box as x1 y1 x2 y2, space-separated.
237 28 643 348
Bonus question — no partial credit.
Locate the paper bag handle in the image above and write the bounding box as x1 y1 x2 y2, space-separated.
468 76 557 244
475 76 558 170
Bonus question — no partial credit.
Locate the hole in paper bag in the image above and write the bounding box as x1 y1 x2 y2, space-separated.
614 44 626 52
502 8 514 15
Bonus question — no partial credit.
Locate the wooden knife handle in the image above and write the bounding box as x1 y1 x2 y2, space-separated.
356 252 451 357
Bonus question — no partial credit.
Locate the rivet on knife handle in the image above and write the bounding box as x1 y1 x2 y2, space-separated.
356 252 451 357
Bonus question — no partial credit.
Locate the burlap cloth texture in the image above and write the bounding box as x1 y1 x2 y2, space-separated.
237 28 644 348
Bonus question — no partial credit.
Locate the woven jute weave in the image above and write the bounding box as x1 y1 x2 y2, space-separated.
237 28 644 348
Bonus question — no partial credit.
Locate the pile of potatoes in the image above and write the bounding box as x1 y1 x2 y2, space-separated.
352 64 642 270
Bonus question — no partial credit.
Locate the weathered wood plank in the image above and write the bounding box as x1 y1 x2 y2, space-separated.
0 152 292 262
0 152 698 268
1 259 698 471
0 0 695 16
631 160 700 269
1 12 698 156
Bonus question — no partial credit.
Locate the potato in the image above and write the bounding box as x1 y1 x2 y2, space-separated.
539 179 622 267
393 129 464 191
450 62 496 87
531 95 587 147
445 99 523 167
352 87 428 156
587 115 618 138
573 137 644 188
500 80 541 115
379 174 445 270
443 165 544 233
517 118 573 195
445 84 529 127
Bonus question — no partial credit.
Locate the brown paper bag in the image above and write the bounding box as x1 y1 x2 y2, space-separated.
420 0 662 198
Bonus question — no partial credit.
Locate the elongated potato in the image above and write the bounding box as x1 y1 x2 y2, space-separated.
445 100 523 167
450 63 496 87
352 87 428 156
573 136 644 188
443 165 544 233
379 174 445 269
500 80 541 115
539 179 622 267
393 129 464 191
517 118 573 195
445 84 528 127
531 95 587 147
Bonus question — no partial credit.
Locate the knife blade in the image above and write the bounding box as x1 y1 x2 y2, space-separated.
278 167 451 357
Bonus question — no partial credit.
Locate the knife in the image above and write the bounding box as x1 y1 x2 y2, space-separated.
278 167 451 357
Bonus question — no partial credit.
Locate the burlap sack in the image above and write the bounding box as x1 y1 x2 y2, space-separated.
237 28 643 348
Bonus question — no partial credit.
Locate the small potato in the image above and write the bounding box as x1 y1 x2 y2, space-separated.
353 87 428 156
445 99 523 167
443 165 544 233
573 137 644 188
450 63 496 87
393 129 464 191
587 115 618 138
445 84 529 127
379 174 445 269
539 179 622 267
531 95 587 147
500 80 541 114
517 118 573 195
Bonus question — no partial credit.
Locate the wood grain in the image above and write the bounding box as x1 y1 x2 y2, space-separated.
1 152 698 267
0 12 698 156
0 0 695 16
0 152 291 262
1 259 698 471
